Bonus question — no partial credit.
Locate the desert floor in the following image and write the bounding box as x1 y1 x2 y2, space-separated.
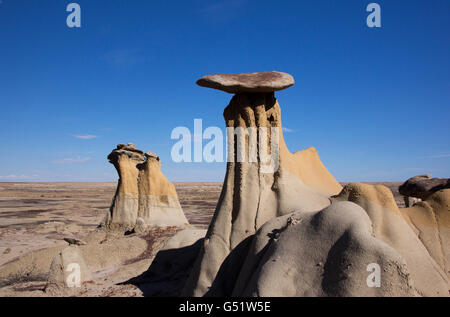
0 182 223 267
0 181 404 296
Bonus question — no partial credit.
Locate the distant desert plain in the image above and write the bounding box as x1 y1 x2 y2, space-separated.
0 182 224 267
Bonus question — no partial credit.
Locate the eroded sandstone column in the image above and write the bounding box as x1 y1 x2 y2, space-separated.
102 143 188 231
138 151 188 227
103 143 144 230
183 71 342 296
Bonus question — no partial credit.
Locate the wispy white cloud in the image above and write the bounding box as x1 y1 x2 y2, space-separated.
0 174 38 180
422 153 450 159
71 134 98 140
282 127 295 133
0 170 115 182
52 157 91 164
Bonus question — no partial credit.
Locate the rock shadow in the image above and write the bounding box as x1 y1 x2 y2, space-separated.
121 239 204 296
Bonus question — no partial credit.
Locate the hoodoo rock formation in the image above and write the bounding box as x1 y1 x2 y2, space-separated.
102 143 188 230
182 71 450 297
0 72 448 298
183 71 343 296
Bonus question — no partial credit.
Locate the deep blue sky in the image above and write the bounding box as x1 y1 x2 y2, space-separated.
1 0 449 182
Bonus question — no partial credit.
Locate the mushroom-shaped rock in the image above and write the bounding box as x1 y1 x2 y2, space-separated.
182 71 450 297
196 71 294 94
183 71 342 296
399 175 450 200
102 144 188 231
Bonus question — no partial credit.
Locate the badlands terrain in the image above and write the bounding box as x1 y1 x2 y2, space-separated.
0 182 221 267
0 71 448 297
0 182 221 296
0 181 404 296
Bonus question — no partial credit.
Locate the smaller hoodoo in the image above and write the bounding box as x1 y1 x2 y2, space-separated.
101 143 188 231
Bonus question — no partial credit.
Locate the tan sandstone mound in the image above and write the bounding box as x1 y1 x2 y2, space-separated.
226 181 450 297
47 245 92 290
102 144 188 231
400 188 450 280
334 183 449 296
221 180 450 296
232 201 416 296
183 71 342 296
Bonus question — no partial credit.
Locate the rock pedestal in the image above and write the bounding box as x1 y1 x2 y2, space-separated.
102 144 188 231
183 72 342 296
